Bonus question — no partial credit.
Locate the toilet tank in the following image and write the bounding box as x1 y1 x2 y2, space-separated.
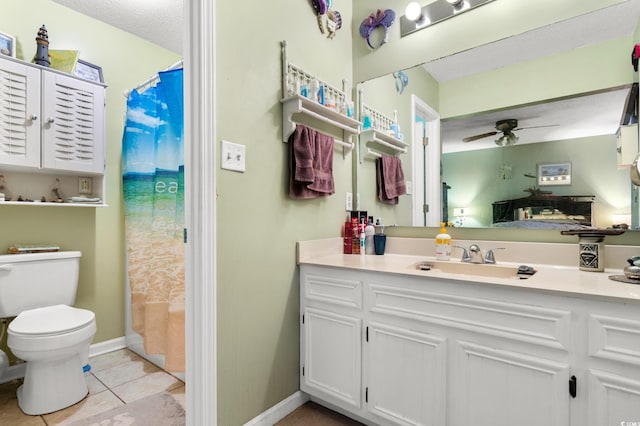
0 251 81 317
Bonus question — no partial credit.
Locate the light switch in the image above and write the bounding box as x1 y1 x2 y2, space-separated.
345 192 353 211
221 140 246 172
405 180 413 195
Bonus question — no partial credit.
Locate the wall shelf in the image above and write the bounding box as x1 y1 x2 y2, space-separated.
281 95 360 147
281 41 360 155
359 129 408 163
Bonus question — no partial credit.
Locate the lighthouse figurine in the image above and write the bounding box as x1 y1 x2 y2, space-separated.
33 25 50 67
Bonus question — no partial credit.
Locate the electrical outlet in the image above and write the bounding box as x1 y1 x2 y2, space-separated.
221 140 246 172
78 177 92 194
345 192 353 211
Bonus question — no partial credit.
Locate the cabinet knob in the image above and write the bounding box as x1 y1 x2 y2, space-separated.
29 114 38 121
46 117 55 124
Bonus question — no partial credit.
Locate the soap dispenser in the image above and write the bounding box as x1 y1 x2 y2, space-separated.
435 222 451 260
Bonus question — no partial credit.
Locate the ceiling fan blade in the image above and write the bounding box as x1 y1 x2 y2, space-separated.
463 131 498 142
515 124 561 131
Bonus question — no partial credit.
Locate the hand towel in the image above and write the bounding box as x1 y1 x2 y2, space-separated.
377 155 406 204
289 124 335 199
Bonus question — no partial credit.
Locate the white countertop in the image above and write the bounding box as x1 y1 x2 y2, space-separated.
298 238 640 303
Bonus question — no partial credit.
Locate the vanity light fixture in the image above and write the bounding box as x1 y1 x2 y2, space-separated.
400 0 496 37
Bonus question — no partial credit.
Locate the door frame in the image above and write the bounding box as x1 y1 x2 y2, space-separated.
185 1 217 425
411 95 441 227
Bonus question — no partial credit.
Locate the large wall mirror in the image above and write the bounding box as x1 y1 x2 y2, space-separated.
354 1 640 238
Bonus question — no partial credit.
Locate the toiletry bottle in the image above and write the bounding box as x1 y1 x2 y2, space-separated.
365 217 375 254
351 217 360 254
343 218 353 254
310 79 320 103
360 228 366 257
435 222 451 260
390 109 399 139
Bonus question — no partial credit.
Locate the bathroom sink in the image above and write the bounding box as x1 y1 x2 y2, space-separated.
415 261 536 280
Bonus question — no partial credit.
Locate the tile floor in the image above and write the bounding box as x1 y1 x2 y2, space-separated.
0 349 184 425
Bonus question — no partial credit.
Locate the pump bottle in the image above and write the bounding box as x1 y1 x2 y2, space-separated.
435 222 451 260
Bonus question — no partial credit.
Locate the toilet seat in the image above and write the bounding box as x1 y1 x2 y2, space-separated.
9 304 95 336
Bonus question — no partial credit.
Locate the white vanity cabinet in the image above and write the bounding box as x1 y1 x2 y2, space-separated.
0 55 106 204
300 269 363 413
300 263 640 426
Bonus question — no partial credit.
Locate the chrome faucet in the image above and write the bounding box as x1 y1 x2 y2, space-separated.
484 248 505 264
455 244 505 264
468 244 484 263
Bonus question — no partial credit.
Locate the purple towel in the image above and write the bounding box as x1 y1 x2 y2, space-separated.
289 125 335 199
376 155 406 204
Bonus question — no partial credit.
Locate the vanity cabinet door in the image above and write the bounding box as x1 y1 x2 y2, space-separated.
300 266 364 412
301 307 362 409
585 312 640 426
365 322 446 426
449 339 571 426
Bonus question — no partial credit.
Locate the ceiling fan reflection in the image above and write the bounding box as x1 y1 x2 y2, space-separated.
462 118 560 146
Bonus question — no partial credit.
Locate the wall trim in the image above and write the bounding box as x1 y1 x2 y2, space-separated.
89 337 127 358
243 391 310 426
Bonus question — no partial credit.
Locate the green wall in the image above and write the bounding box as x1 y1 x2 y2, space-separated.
443 135 629 227
0 2 179 345
357 66 439 226
215 1 353 424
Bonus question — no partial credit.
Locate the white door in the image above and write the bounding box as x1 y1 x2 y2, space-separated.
41 71 105 174
301 307 362 410
588 370 640 426
411 95 440 227
450 340 570 426
0 57 41 168
366 322 447 426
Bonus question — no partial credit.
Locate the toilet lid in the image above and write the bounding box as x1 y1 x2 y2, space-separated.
9 304 95 336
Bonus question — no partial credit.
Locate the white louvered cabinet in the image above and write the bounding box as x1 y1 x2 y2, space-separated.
41 71 105 174
0 55 106 205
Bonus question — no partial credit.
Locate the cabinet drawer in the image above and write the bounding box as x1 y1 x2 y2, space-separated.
303 273 362 309
367 283 571 350
589 314 640 366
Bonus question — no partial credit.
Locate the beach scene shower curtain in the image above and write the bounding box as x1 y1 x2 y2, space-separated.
122 68 184 372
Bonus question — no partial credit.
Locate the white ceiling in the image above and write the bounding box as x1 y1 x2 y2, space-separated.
50 0 639 154
442 88 632 153
432 0 640 153
51 0 183 54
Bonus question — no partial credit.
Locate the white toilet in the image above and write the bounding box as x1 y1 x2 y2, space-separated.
0 251 96 415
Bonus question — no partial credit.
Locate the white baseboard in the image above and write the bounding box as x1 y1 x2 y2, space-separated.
89 336 127 358
243 391 309 426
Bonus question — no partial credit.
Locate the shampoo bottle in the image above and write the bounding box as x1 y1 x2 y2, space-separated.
435 222 451 260
365 216 375 255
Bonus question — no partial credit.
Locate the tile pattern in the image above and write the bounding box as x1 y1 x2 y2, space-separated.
275 402 365 426
0 349 184 426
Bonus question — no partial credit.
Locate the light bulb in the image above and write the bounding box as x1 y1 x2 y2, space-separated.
452 0 471 13
405 2 423 21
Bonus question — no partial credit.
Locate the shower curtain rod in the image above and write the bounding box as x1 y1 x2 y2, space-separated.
123 59 183 98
